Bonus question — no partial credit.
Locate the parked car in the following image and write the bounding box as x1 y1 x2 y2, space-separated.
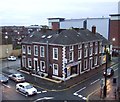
9 73 25 82
7 56 16 61
0 74 9 83
16 82 37 96
103 68 114 77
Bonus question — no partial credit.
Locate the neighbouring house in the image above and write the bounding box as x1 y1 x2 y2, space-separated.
21 26 111 81
0 27 13 59
109 14 120 55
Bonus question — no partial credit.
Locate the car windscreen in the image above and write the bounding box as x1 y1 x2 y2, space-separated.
17 75 23 78
107 69 111 73
25 85 33 89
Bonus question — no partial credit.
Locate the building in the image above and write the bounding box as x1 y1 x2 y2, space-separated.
109 14 120 54
48 17 110 39
21 27 111 81
0 27 13 59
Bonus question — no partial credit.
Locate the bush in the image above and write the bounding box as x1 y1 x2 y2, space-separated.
15 45 21 49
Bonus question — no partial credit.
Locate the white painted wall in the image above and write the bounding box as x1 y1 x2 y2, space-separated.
59 18 110 39
86 18 110 39
60 19 85 29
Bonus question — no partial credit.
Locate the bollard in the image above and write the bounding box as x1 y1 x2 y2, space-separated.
113 78 116 84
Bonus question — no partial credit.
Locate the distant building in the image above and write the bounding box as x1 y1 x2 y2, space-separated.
109 14 120 54
0 27 13 58
48 17 110 39
21 27 111 81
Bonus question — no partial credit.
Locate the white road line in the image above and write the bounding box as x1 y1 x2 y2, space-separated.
33 97 54 102
42 90 47 93
73 93 78 96
37 91 41 94
2 84 11 88
90 79 100 85
114 68 118 71
75 87 86 93
82 97 87 100
78 95 82 98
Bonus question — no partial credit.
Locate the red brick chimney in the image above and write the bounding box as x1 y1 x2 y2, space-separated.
92 26 96 34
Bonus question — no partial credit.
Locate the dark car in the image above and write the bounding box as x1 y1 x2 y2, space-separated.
103 68 114 77
0 74 9 83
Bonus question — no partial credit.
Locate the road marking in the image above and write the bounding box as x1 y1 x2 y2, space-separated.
33 97 54 102
75 87 86 93
42 90 47 93
37 91 41 94
73 93 78 96
78 95 82 98
2 84 11 88
114 68 118 71
82 97 87 100
90 79 100 85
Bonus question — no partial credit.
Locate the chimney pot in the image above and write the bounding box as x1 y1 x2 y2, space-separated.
92 26 96 34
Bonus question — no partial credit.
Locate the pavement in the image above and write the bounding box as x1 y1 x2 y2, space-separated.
2 57 120 101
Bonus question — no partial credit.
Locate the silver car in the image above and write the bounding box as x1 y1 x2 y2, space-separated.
16 82 37 96
9 73 25 82
0 74 9 83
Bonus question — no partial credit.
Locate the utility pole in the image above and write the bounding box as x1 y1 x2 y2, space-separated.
5 32 9 68
103 48 108 97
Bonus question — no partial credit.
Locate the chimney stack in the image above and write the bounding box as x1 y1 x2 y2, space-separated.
92 26 96 34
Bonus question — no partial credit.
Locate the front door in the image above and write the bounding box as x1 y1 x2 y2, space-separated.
71 65 77 75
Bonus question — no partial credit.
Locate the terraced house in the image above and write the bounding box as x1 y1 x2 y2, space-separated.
21 26 111 81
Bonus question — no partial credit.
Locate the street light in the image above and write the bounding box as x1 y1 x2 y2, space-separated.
103 48 108 97
5 32 9 68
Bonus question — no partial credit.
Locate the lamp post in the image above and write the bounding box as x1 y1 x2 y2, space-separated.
103 48 108 97
5 32 8 68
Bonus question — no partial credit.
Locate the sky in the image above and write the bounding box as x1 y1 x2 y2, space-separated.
0 0 119 26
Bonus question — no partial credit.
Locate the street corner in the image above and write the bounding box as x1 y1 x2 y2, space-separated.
86 88 101 102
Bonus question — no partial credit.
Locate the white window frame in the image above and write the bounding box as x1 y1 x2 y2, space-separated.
22 56 26 68
22 45 26 54
53 48 58 60
78 44 82 49
78 49 82 59
53 64 58 75
27 46 31 55
34 58 39 71
40 61 45 72
90 42 93 47
99 46 102 53
94 56 97 65
84 59 87 70
28 58 32 68
69 45 74 51
34 45 38 56
69 51 73 62
40 46 45 57
84 48 88 57
95 46 98 54
89 47 93 56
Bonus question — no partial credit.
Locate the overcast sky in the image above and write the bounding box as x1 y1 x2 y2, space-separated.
0 0 119 26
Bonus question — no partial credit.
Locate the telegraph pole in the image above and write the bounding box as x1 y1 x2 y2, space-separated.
103 49 108 97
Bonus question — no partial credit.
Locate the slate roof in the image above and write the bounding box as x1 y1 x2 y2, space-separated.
22 29 110 46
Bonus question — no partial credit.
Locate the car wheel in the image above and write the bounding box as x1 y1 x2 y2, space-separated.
16 88 19 91
25 92 29 96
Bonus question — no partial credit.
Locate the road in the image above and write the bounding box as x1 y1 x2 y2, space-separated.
1 58 119 101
